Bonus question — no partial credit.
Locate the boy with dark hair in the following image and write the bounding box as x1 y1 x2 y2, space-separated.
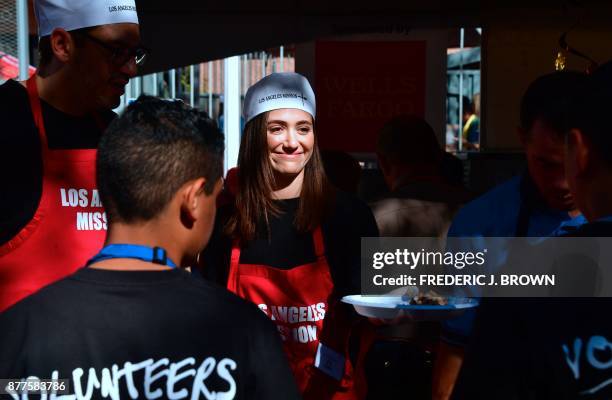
0 96 299 400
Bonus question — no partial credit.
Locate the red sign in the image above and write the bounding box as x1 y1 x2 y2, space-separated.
314 41 426 152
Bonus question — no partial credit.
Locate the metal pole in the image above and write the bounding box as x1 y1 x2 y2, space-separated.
189 65 195 107
261 51 266 78
224 56 241 175
249 53 254 87
458 28 465 152
280 46 284 72
152 73 158 97
170 69 176 98
207 62 213 116
134 76 142 99
17 0 29 80
242 54 248 95
125 79 133 107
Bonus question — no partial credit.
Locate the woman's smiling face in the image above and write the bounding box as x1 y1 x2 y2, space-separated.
266 108 315 177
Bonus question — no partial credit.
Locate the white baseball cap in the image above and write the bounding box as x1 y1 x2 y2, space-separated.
35 0 139 37
243 72 316 124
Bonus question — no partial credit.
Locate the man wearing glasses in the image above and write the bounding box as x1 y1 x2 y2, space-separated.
0 0 146 311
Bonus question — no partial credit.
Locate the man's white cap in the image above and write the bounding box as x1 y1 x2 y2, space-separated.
243 72 316 124
35 0 139 37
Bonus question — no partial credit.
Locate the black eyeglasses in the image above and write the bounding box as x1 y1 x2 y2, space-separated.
77 32 149 67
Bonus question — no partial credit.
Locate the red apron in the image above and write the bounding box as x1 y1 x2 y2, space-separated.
0 77 106 311
227 226 365 399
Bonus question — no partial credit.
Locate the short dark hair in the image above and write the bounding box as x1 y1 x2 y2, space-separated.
519 71 587 136
98 96 225 223
568 60 612 166
377 115 442 165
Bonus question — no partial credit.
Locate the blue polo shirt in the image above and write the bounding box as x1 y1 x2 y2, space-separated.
442 174 586 345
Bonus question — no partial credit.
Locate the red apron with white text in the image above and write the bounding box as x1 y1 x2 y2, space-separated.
0 77 106 311
227 227 365 399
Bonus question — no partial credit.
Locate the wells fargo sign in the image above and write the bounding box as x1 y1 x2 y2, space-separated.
315 41 427 152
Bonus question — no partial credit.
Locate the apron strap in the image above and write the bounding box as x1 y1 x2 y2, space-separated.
228 240 242 292
26 76 49 151
230 241 241 268
313 226 325 258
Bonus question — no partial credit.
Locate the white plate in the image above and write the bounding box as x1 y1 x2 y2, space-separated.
341 295 479 321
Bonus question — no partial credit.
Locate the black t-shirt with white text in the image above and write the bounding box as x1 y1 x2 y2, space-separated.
0 267 300 400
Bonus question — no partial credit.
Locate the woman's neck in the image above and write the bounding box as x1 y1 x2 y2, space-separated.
271 170 304 200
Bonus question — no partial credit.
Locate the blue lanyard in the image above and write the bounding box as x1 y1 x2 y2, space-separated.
87 244 178 268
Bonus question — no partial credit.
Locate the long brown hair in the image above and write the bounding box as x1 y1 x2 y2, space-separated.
226 111 335 241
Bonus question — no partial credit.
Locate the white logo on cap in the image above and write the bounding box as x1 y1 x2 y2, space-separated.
258 92 308 105
109 5 137 12
297 93 307 106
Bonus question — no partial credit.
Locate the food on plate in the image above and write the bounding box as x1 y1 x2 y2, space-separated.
409 290 448 305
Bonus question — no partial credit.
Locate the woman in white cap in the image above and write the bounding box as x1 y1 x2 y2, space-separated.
201 72 378 399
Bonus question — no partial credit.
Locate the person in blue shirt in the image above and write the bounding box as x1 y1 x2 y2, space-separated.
432 71 588 400
452 59 612 400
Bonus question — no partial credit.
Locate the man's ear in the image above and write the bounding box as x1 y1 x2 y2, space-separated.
566 129 590 176
181 178 207 222
50 28 74 64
